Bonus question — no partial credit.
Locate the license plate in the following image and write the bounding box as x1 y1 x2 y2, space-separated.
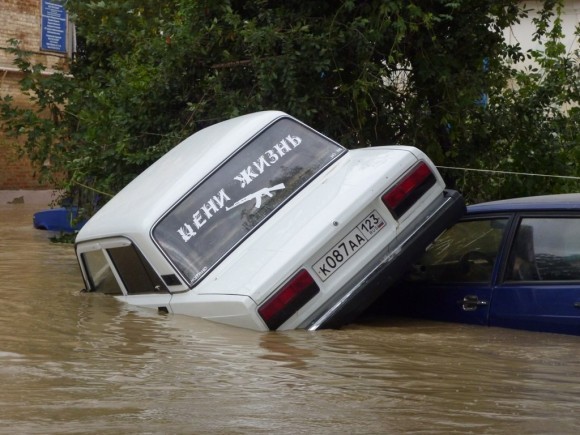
313 210 386 281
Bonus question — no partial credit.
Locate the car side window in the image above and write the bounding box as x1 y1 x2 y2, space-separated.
505 217 580 282
107 245 169 294
81 250 123 295
405 218 509 283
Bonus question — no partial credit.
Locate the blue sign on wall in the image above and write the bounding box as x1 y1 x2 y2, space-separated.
41 0 67 53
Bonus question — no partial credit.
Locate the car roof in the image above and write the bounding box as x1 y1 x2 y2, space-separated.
77 111 292 240
467 193 580 214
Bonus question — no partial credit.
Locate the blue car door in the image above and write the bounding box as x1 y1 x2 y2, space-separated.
390 216 512 325
489 214 580 335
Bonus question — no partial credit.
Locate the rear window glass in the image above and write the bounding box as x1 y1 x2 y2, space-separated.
152 117 346 285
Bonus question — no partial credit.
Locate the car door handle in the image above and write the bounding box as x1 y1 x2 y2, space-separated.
457 295 488 311
574 302 580 309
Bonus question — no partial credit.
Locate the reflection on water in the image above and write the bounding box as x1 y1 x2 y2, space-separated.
1 201 580 434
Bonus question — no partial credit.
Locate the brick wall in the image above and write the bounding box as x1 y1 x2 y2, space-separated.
0 135 46 189
0 0 69 189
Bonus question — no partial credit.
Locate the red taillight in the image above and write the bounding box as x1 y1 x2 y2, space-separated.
258 269 320 330
381 162 436 219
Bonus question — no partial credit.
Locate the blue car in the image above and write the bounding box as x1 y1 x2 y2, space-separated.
33 207 85 232
378 194 580 335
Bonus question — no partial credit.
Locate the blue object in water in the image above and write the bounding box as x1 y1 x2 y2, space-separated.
33 207 85 232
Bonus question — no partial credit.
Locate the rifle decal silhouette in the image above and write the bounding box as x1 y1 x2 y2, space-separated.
226 183 286 211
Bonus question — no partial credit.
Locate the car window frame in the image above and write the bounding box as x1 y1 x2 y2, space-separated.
500 211 580 285
80 248 125 295
471 213 515 286
106 243 170 295
402 213 515 286
79 237 170 296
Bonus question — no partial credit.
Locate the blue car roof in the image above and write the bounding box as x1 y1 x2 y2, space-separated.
467 193 580 214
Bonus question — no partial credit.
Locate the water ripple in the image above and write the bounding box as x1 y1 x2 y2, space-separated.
1 204 580 434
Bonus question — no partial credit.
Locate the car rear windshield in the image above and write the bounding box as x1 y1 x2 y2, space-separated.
152 117 346 286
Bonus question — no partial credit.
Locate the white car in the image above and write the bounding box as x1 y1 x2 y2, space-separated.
75 111 464 331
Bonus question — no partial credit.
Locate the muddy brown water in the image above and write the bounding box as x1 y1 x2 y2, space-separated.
1 196 580 434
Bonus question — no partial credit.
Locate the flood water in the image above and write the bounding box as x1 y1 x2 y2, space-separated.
1 197 580 434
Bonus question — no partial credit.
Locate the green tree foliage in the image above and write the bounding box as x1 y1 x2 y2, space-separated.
446 1 580 201
1 0 578 212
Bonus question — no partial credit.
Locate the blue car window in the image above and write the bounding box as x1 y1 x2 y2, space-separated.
506 217 580 282
406 218 508 283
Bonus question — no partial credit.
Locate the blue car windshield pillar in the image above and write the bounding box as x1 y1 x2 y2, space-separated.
152 117 346 286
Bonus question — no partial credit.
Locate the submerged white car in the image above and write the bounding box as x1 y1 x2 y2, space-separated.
75 111 464 331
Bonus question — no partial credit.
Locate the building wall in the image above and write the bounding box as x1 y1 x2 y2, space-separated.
0 0 69 189
505 0 580 66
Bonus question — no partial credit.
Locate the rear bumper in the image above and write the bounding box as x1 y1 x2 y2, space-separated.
302 189 465 330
